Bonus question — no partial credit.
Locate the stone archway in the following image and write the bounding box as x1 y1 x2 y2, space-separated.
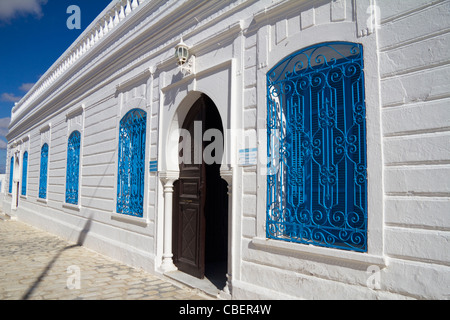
172 94 228 285
160 91 233 295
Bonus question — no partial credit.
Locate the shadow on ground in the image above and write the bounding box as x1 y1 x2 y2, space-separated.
21 217 92 300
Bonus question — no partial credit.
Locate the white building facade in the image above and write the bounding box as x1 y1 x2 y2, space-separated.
4 0 450 299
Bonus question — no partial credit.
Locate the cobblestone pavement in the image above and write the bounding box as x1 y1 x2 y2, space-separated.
0 217 210 300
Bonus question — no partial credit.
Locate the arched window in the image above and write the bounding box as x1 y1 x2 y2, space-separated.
117 109 147 217
39 143 49 199
9 156 13 194
22 151 28 196
65 131 81 205
266 42 368 252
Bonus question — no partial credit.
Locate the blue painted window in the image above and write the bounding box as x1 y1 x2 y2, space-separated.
22 152 28 196
117 109 147 217
9 156 14 194
65 131 81 205
266 42 368 252
39 143 49 199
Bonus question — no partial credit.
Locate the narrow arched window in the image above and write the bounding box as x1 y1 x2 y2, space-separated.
39 143 49 199
117 109 147 217
267 42 368 252
22 151 28 196
66 131 81 205
9 156 14 194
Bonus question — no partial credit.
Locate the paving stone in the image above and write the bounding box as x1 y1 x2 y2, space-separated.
0 219 211 301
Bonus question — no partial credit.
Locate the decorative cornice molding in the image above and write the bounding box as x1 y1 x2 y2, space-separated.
116 67 152 92
252 0 308 24
39 123 51 133
356 0 378 38
21 135 30 143
65 103 85 120
159 170 180 184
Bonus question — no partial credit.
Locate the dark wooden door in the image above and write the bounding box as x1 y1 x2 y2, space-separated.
173 98 207 279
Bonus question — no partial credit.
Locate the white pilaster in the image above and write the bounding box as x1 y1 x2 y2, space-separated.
220 168 233 298
159 172 179 273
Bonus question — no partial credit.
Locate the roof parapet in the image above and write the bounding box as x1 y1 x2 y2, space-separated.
11 0 149 123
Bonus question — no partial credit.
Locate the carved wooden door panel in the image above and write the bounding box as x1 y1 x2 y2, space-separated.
173 98 206 279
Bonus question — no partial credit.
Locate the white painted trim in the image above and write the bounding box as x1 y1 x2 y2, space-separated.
116 68 152 92
64 105 85 208
251 237 387 267
65 103 85 120
111 212 149 227
62 202 81 212
254 20 385 258
112 96 150 224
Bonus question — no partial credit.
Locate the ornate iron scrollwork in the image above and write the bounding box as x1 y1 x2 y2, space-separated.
66 131 81 205
117 109 147 218
22 151 28 196
9 156 13 194
39 143 49 199
267 42 368 252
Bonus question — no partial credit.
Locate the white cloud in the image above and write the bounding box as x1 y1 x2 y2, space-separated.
1 83 35 103
0 118 10 150
0 93 22 103
0 117 10 134
0 0 48 22
19 83 35 92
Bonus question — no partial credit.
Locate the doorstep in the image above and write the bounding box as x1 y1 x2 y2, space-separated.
164 270 222 299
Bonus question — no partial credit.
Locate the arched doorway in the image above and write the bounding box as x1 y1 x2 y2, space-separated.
172 94 228 288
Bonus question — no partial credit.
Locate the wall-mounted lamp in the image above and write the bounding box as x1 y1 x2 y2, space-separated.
175 39 189 65
175 38 195 76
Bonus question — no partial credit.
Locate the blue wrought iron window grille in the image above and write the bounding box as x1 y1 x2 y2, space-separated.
117 109 147 218
39 143 49 199
266 42 368 252
65 131 81 205
22 152 28 196
9 156 14 194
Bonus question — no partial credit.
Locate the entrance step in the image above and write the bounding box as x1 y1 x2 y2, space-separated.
165 270 223 299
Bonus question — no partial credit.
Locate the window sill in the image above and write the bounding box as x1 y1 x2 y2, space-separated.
37 198 47 204
111 212 148 227
62 202 80 211
251 237 387 267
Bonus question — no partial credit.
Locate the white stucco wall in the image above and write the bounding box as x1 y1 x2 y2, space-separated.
4 0 449 299
377 0 450 299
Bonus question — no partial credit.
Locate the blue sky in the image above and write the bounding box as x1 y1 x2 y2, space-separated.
0 0 111 173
